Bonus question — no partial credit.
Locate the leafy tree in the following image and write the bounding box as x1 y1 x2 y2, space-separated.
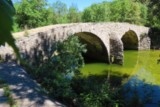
110 0 147 25
44 7 57 24
15 0 49 29
133 0 150 5
52 1 68 23
147 0 160 27
132 0 160 27
0 0 20 60
82 7 94 22
139 3 148 24
82 0 147 25
32 35 86 103
82 2 110 22
67 4 81 23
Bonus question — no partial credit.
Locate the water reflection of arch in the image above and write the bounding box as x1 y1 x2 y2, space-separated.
121 30 139 50
74 32 109 63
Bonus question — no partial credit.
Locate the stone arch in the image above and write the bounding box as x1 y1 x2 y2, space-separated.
74 32 109 63
121 30 139 50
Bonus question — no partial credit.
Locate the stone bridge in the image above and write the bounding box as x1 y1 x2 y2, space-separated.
0 22 150 65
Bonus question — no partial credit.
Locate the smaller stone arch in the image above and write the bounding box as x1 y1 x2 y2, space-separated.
74 32 109 63
121 30 139 50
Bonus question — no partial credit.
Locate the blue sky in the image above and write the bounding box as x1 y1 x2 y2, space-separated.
13 0 111 11
47 0 111 11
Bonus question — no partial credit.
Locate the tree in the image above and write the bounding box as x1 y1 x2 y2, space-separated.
110 0 148 25
133 0 150 5
82 0 147 24
82 2 110 22
147 0 160 27
67 4 81 23
15 0 49 29
132 0 160 27
44 7 57 24
0 0 20 60
52 1 68 23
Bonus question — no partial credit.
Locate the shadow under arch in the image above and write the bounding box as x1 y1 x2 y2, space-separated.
74 32 109 63
121 30 139 50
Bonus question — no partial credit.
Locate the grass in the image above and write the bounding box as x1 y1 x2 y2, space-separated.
3 85 16 107
0 78 16 107
80 50 160 85
0 78 6 88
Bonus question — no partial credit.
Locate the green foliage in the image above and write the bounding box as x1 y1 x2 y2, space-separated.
13 0 82 29
67 4 81 23
0 0 21 60
0 78 6 88
31 35 86 102
4 85 16 106
134 0 160 28
36 35 86 75
15 0 49 28
81 0 148 25
11 0 160 32
13 20 21 32
12 0 160 32
44 7 57 24
72 75 123 107
82 2 110 22
139 3 148 24
110 0 147 25
148 1 160 28
4 86 11 98
52 1 68 23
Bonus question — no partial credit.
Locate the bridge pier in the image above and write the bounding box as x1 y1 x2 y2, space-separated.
110 32 124 65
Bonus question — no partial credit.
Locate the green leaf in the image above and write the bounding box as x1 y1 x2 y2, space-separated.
0 0 21 61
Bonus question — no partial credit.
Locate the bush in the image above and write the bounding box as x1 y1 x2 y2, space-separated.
71 75 123 107
32 35 86 104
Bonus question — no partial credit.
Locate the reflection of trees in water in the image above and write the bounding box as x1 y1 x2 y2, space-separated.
137 51 151 67
128 50 151 77
123 68 157 107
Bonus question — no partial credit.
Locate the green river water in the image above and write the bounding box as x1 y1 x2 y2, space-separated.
80 50 160 85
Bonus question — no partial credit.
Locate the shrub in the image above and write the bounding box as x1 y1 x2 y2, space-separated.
71 75 123 107
33 35 86 104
